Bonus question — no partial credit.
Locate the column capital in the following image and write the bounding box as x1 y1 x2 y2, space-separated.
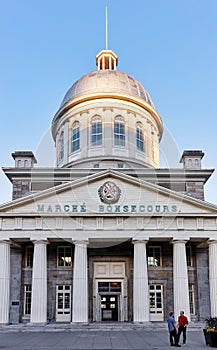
208 240 217 246
73 240 89 246
0 240 11 245
171 239 188 245
31 240 49 246
132 239 148 245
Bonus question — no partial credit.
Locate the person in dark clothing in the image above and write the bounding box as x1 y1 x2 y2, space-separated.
178 310 189 344
167 311 181 347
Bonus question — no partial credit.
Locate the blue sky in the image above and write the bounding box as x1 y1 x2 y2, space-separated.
0 0 217 204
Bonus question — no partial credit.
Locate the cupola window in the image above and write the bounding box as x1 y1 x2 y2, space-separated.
71 122 80 152
91 116 102 146
136 122 145 152
59 131 64 161
114 116 125 146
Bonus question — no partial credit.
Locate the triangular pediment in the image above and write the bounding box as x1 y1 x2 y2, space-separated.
0 170 217 216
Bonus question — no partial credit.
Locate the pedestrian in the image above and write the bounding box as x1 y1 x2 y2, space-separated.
178 310 188 344
167 311 181 347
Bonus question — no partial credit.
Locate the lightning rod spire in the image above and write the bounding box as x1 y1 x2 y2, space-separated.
106 6 108 50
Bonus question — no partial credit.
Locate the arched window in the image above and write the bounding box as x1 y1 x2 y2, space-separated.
91 116 102 146
71 122 80 152
188 159 192 167
114 116 125 146
136 123 144 152
59 131 64 161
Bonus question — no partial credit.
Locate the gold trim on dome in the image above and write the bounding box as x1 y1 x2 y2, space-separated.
52 91 163 140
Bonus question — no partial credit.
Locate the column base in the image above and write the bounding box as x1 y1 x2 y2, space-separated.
71 322 89 325
27 322 47 326
133 321 152 325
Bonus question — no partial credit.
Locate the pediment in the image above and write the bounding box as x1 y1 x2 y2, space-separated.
1 170 217 216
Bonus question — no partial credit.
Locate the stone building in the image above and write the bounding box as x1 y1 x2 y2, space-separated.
0 48 217 325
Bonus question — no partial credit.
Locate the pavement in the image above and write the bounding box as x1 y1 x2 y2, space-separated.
0 323 208 350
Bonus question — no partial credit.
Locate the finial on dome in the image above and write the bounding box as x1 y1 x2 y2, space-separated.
95 6 118 71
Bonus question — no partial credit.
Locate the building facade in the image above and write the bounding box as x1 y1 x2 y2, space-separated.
0 49 217 325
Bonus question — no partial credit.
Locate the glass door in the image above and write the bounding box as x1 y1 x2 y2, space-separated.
56 285 71 322
101 295 119 321
149 284 164 321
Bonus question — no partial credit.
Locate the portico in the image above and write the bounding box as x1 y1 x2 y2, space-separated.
0 170 216 325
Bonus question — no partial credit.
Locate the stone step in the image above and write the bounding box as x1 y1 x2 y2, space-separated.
0 321 204 333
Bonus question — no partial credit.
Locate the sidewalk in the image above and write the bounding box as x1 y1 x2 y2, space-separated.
0 325 207 350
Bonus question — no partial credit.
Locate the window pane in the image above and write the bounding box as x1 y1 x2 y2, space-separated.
189 284 195 314
25 246 33 267
110 282 121 292
186 246 193 266
71 124 80 152
24 284 32 315
91 119 102 146
136 125 144 152
59 132 64 161
114 119 125 146
147 247 161 267
98 282 109 292
57 246 72 267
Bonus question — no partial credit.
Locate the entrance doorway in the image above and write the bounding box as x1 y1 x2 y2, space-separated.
56 285 71 322
101 295 119 321
93 262 127 322
98 281 121 322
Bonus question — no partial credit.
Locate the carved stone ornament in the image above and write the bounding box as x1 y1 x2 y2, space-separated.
98 181 121 204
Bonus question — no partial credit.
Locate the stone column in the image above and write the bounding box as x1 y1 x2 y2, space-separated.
0 240 10 324
173 240 190 321
72 240 88 323
30 240 47 324
209 240 217 317
133 240 149 322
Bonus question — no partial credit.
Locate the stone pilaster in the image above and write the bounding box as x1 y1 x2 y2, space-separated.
30 240 47 324
173 240 190 321
72 240 88 323
133 240 149 322
0 241 10 324
209 240 217 317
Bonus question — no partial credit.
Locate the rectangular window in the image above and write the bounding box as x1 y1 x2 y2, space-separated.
147 246 162 267
186 245 193 267
59 132 64 161
136 127 144 151
24 284 32 315
114 121 125 146
72 125 80 152
24 246 33 268
189 284 195 314
91 121 102 146
98 281 121 293
57 246 72 267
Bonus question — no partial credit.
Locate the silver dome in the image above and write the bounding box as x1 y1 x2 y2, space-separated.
60 70 155 108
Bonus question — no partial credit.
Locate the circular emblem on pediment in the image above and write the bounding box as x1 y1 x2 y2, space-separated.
98 181 121 204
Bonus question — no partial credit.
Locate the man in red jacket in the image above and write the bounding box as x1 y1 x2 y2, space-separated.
178 310 189 344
